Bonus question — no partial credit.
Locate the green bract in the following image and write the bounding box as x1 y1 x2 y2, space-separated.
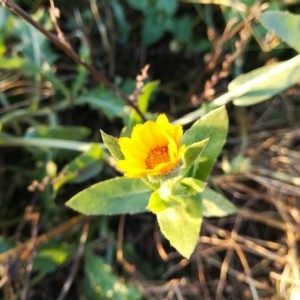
66 106 236 258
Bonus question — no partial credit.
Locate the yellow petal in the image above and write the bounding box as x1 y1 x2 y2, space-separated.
116 113 185 178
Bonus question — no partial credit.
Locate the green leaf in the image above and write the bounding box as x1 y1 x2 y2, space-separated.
125 80 158 136
0 56 25 69
25 125 90 140
0 133 93 152
41 69 70 98
202 187 237 217
181 106 228 181
157 0 178 15
232 55 300 106
138 81 159 112
147 177 204 258
180 177 206 194
172 15 193 43
33 244 72 276
126 0 149 12
100 130 124 160
78 88 124 119
181 139 209 176
0 236 12 253
148 178 180 213
148 190 169 213
130 81 159 124
147 177 180 211
213 55 300 106
0 7 10 30
14 16 57 68
142 15 165 46
72 43 90 96
54 144 104 191
83 252 140 300
259 11 300 53
147 177 205 213
111 0 131 43
157 194 202 258
66 177 152 215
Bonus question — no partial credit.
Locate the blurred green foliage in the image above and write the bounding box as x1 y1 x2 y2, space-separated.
1 0 300 298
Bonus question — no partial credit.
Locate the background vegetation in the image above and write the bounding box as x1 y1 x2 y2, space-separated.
0 0 300 299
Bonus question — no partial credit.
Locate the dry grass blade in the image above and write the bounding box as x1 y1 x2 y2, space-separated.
0 215 86 262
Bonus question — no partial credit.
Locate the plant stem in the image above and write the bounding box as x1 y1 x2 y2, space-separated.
0 136 97 152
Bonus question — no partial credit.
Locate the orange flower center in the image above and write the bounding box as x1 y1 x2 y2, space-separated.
145 145 170 169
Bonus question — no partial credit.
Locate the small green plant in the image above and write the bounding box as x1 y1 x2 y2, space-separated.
216 10 300 107
126 0 194 46
66 106 236 258
1 0 300 298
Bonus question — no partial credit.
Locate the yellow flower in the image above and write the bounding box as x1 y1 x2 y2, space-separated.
117 114 185 178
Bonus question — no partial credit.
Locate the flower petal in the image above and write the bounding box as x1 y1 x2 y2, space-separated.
117 114 185 178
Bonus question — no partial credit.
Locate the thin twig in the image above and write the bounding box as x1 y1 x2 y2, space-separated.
162 258 189 279
0 215 86 262
0 0 145 121
89 0 115 76
235 244 259 300
116 215 134 272
57 218 90 300
21 207 40 300
215 236 235 299
195 253 211 300
238 207 287 231
203 223 287 264
116 215 142 278
154 225 168 261
204 256 272 291
129 64 150 102
49 0 66 42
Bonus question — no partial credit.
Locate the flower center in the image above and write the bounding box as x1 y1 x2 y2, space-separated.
145 145 170 169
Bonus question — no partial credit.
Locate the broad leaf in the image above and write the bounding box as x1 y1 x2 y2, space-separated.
83 252 140 300
142 15 166 46
259 11 300 53
14 17 57 68
181 139 209 176
77 88 124 119
148 190 169 213
111 0 131 43
126 0 149 12
157 194 202 258
0 56 25 69
66 177 152 215
54 144 104 191
181 106 228 181
180 177 205 194
33 244 72 276
148 177 205 213
213 55 300 106
157 0 178 15
202 187 237 217
148 177 184 213
231 55 300 106
100 130 124 160
172 15 193 43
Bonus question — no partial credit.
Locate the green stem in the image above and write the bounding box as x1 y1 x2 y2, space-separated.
0 136 101 152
